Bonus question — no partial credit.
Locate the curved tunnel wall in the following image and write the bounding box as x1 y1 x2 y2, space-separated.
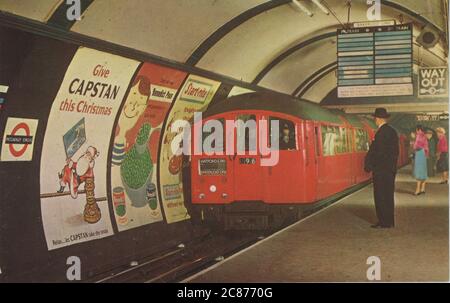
0 25 252 282
1 1 446 104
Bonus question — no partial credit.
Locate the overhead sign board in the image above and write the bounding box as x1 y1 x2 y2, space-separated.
418 67 448 97
353 20 396 28
337 23 413 98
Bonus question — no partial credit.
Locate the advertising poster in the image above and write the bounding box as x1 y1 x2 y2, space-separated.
0 84 7 112
111 63 186 230
40 47 139 250
159 74 221 223
0 117 38 161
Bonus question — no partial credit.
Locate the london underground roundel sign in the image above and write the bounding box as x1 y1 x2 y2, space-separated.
1 117 38 161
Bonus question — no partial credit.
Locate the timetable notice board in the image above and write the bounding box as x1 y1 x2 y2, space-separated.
337 23 413 98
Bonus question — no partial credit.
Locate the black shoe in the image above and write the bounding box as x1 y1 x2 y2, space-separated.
57 186 65 193
371 223 393 229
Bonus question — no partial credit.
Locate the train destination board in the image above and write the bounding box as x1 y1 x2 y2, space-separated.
337 23 413 98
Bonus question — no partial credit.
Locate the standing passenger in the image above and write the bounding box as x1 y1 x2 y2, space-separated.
409 131 416 177
436 127 448 184
364 108 399 229
426 130 437 177
413 125 428 195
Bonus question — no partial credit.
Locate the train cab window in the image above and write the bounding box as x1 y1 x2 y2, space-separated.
269 117 296 150
202 118 225 153
236 114 257 152
355 129 370 152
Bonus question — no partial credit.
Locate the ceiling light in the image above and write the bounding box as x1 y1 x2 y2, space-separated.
311 0 330 15
292 0 313 17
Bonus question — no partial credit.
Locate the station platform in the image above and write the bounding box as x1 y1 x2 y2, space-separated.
186 165 449 282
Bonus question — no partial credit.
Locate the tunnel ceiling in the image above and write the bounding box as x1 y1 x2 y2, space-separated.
0 0 448 110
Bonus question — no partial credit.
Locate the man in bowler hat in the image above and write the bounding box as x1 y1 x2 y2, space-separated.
364 108 399 228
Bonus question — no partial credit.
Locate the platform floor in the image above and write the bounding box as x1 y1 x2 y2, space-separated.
187 165 449 282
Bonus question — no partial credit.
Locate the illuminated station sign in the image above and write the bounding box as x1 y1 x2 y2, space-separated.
337 23 413 98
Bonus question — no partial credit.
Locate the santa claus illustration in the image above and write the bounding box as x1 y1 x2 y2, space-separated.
57 146 99 199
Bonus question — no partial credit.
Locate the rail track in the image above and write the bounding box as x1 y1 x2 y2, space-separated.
90 182 369 283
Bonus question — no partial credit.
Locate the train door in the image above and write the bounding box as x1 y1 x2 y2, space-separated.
263 115 302 202
232 114 263 201
304 120 319 201
317 123 340 199
349 127 357 185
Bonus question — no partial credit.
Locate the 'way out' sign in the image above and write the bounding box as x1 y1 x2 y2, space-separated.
418 67 448 97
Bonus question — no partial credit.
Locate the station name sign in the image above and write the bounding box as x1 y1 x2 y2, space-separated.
337 23 413 98
416 113 449 121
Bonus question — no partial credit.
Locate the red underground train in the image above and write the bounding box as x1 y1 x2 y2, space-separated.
189 92 410 230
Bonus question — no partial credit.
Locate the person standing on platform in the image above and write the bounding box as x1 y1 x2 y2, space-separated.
413 125 428 195
436 127 448 184
409 131 416 177
364 108 399 229
426 130 437 178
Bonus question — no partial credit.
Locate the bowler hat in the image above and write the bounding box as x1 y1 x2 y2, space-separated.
372 107 390 118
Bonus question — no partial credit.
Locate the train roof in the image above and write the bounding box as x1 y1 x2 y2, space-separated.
329 109 366 128
204 92 344 125
358 116 407 136
360 117 378 129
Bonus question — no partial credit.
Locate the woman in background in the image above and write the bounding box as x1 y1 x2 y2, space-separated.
426 129 437 178
436 127 448 184
413 125 428 195
409 131 416 177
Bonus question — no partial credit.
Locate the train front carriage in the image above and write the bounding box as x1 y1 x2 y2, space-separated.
191 110 311 206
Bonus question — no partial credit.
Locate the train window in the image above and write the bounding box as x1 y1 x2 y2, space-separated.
338 127 349 154
202 118 225 153
269 117 296 150
321 125 351 155
236 114 257 152
355 129 370 152
363 131 369 151
350 129 356 152
321 125 337 156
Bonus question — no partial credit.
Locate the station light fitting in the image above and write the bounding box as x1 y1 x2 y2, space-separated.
292 0 313 17
311 0 330 15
